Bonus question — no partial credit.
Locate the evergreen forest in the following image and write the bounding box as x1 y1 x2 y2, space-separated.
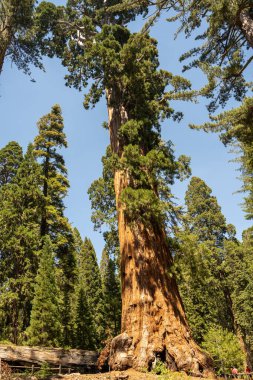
1 0 253 377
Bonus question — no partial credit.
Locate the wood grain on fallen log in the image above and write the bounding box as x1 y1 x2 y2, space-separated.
0 345 98 366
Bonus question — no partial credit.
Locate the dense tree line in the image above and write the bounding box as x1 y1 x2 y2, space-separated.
0 106 121 350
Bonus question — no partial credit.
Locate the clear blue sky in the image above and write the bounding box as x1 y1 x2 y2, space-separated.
0 1 251 259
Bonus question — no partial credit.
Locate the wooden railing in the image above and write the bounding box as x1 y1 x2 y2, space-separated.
8 364 73 375
220 373 253 379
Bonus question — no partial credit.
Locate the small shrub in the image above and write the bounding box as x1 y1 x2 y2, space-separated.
201 325 245 373
35 362 52 379
152 359 169 375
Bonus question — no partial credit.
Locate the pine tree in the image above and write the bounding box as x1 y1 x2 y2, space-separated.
222 230 253 367
184 177 227 246
0 144 43 343
74 287 95 349
100 248 121 339
34 104 76 345
26 236 62 347
175 177 246 354
0 141 23 186
33 104 69 240
78 238 105 348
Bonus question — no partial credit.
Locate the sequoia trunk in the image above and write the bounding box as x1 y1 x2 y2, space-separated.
103 87 213 376
0 12 12 74
240 9 253 48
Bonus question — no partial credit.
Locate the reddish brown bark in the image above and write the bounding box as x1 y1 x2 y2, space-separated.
0 10 12 74
101 87 214 376
240 9 253 48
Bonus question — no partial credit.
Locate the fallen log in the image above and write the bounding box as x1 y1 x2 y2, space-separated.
0 345 98 367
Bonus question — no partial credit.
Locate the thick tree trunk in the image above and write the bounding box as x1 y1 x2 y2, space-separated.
0 27 11 74
240 9 253 48
225 288 252 368
0 9 12 74
102 87 213 376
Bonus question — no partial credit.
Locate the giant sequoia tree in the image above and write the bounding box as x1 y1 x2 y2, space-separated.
41 1 213 374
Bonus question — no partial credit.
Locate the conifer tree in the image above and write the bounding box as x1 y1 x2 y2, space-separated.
26 236 62 347
175 177 247 357
0 141 23 186
74 287 95 349
38 1 215 372
0 144 43 343
34 105 76 345
0 0 64 75
78 238 105 348
193 97 253 221
222 230 253 366
33 104 69 241
184 177 227 246
100 248 121 339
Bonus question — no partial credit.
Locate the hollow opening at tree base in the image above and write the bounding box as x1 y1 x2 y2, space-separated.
98 332 214 378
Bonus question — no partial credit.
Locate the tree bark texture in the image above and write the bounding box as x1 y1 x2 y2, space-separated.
0 25 12 74
102 87 214 376
240 9 253 48
0 4 12 74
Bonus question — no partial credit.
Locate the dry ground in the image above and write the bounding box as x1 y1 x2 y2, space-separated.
50 368 210 380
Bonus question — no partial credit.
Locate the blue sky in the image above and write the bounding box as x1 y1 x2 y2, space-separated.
0 1 251 259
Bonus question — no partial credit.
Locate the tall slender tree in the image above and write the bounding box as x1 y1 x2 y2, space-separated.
100 248 121 339
26 236 62 347
0 141 23 187
0 144 43 343
74 287 96 349
33 104 76 346
79 238 105 348
175 177 250 363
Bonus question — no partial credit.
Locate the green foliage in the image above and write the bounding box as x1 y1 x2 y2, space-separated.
74 287 96 349
0 144 43 343
34 104 76 346
103 0 253 110
0 141 23 186
26 236 62 347
175 177 235 342
36 362 52 379
202 326 245 373
0 0 43 74
175 232 232 342
100 249 121 339
185 177 227 246
192 98 253 221
152 360 169 375
223 234 253 363
75 237 105 348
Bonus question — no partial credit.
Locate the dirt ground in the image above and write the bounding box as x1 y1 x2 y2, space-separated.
50 368 206 380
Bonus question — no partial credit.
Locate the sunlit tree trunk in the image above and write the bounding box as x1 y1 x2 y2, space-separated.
240 9 253 48
0 23 12 74
103 86 214 376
